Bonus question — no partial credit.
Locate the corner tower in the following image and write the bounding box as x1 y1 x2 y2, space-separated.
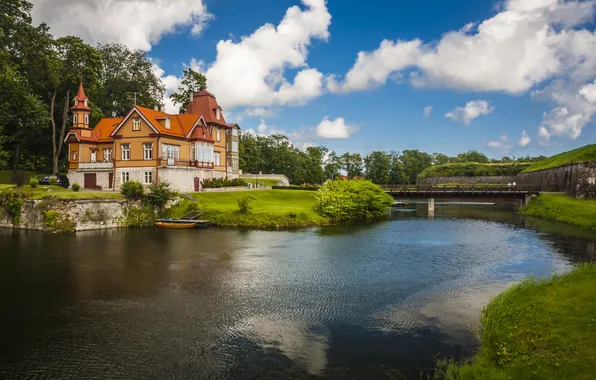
71 80 91 128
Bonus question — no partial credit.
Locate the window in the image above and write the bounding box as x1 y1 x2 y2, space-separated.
232 159 239 171
73 115 78 124
121 172 130 184
144 171 153 184
216 128 221 142
165 119 171 129
190 143 196 161
103 149 112 162
84 115 89 125
132 118 141 131
143 143 153 160
232 141 239 153
214 152 221 166
197 143 214 163
216 108 221 120
72 151 77 161
90 150 97 162
161 144 180 165
121 144 130 160
84 99 88 107
74 99 79 106
232 128 238 136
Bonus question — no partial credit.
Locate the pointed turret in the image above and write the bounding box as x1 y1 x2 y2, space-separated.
71 80 91 128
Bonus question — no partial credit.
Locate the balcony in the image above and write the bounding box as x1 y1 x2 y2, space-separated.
78 161 114 170
157 159 214 169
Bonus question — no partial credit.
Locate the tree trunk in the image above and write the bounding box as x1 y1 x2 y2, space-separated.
50 89 57 174
55 89 70 173
12 144 21 173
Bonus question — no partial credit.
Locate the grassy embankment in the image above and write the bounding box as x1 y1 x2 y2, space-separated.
240 178 280 187
0 184 123 200
437 264 596 380
521 144 596 173
418 162 532 179
190 190 329 228
520 193 596 231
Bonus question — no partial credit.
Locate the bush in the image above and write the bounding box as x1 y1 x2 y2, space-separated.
122 204 155 227
29 178 38 188
1 190 24 225
72 182 80 192
49 176 58 186
272 185 319 191
237 195 255 214
120 180 144 201
144 181 173 211
11 172 27 187
315 179 393 222
201 177 247 189
418 162 531 179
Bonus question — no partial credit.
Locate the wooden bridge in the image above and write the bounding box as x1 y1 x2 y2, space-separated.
381 184 550 198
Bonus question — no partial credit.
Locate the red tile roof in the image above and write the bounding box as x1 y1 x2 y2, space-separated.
185 90 230 127
71 80 91 111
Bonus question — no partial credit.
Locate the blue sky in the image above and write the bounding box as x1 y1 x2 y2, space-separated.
32 0 596 158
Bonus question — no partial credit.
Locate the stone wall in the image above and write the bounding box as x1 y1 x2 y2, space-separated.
515 163 581 195
417 176 516 186
576 162 596 198
240 173 290 186
0 199 126 231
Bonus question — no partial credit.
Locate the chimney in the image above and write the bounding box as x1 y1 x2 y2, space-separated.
190 92 194 102
154 105 159 111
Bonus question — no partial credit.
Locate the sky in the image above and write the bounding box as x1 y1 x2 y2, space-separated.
30 0 596 158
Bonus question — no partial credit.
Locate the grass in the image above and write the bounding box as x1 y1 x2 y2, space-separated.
192 190 329 228
241 178 281 186
437 264 596 380
418 162 532 179
522 144 596 173
0 170 47 184
1 185 123 200
520 194 596 231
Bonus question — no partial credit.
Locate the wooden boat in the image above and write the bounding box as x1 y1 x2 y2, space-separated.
155 221 198 229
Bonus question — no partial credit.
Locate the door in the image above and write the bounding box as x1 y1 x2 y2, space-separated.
84 173 97 189
194 177 201 192
109 173 113 189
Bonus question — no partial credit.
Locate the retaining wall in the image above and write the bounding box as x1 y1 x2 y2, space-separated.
417 176 516 186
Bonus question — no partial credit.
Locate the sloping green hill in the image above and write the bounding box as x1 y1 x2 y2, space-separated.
418 162 531 179
522 144 596 173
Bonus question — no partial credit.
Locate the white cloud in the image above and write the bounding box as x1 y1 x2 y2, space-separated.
330 0 596 141
244 119 286 137
518 130 532 147
538 125 551 145
487 134 512 151
315 117 357 139
205 0 331 109
30 0 213 51
244 108 276 118
445 101 494 126
424 106 433 118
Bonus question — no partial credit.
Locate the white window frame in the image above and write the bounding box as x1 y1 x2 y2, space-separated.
72 151 77 161
232 159 239 171
144 171 153 184
84 115 89 125
73 114 78 124
216 108 221 120
132 118 141 131
143 143 153 160
121 172 130 184
232 128 238 136
103 148 112 162
121 144 130 161
90 150 97 163
191 143 196 161
216 128 221 142
214 152 221 166
232 141 238 153
165 119 171 129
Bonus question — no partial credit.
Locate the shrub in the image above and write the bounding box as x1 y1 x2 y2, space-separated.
120 180 144 201
122 204 155 227
201 177 248 189
11 172 27 187
237 195 255 214
145 181 173 211
166 200 201 219
29 178 38 188
49 176 58 186
315 179 393 222
1 190 24 225
272 185 319 191
72 183 80 192
42 209 76 232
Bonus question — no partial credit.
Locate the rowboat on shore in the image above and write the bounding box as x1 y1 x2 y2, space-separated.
154 221 198 229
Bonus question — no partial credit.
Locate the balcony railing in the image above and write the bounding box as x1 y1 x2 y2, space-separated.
78 161 114 170
157 159 214 169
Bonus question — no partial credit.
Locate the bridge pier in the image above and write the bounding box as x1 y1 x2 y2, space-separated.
428 198 435 218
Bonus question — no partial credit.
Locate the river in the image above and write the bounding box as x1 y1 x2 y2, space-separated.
0 201 594 379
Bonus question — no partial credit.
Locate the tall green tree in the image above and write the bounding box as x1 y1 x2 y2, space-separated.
324 151 342 180
400 149 433 184
389 151 407 184
341 153 364 177
365 151 391 184
170 68 207 113
454 150 490 163
432 153 452 165
304 146 327 185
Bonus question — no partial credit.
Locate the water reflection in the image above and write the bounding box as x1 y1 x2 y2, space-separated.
0 203 594 379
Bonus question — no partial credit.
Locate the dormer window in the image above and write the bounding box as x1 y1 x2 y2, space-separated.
132 118 141 131
74 99 79 106
165 119 171 129
84 99 88 107
73 115 78 124
216 108 221 120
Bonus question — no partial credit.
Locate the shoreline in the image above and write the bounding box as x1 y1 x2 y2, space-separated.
520 193 596 231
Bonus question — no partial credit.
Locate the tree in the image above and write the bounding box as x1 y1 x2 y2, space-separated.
454 150 490 163
400 149 433 184
324 151 342 180
365 151 391 184
341 153 364 177
389 151 406 184
169 68 207 113
304 146 327 185
93 43 165 118
432 153 452 166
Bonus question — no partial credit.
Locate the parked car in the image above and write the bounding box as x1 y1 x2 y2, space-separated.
38 174 70 189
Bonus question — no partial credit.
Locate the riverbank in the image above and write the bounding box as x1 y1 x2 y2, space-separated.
191 190 330 228
520 194 596 231
437 264 596 380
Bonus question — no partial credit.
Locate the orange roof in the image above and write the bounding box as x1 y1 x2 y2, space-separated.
94 117 123 142
71 80 91 111
185 90 229 127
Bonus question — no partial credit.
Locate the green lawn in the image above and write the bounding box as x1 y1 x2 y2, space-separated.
522 144 596 173
191 190 329 228
241 178 281 186
520 194 596 231
438 264 596 380
1 185 123 200
0 170 47 184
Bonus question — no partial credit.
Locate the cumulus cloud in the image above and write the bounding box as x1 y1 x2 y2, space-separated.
518 130 532 147
244 119 287 137
445 101 494 126
244 108 276 118
539 125 551 145
315 117 357 139
424 106 433 119
487 134 512 151
30 0 213 51
205 0 331 109
331 0 596 140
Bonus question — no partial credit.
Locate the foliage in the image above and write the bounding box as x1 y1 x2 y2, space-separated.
364 151 391 184
202 209 329 229
272 185 319 191
82 206 109 224
315 179 393 222
341 152 364 177
29 177 38 188
201 177 247 188
71 182 80 192
49 176 58 186
522 144 596 173
169 68 207 113
144 181 173 211
436 264 596 380
418 162 531 179
120 180 144 201
12 172 27 186
400 149 433 184
42 209 75 232
236 195 255 214
122 203 154 227
0 189 24 224
453 150 490 163
520 194 596 231
166 199 201 219
241 178 281 187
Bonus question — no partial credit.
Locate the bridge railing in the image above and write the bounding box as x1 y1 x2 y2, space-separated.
380 184 544 194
